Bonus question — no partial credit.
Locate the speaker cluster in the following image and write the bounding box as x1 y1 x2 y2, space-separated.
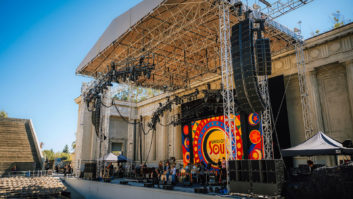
255 38 272 76
231 19 265 114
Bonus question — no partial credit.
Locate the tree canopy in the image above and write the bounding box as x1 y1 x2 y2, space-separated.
0 110 8 118
62 144 69 153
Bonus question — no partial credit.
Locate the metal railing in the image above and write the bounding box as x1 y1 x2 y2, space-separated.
1 170 53 178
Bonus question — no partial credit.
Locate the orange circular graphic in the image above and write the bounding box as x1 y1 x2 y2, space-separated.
183 125 189 135
249 130 261 144
183 152 190 163
251 149 262 160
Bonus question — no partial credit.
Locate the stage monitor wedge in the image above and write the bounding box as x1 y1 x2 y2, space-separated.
231 19 265 114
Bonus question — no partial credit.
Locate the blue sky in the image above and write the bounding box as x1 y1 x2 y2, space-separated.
0 0 352 152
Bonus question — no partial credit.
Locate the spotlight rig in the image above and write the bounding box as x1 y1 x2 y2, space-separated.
202 83 222 103
147 83 240 130
148 89 199 130
83 52 156 107
83 52 156 135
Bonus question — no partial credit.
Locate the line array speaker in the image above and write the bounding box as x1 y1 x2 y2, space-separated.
255 38 272 75
231 19 265 114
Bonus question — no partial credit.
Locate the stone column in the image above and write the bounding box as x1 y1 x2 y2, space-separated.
346 60 353 124
79 98 93 161
171 105 182 161
101 89 111 157
144 116 156 163
156 113 167 161
306 70 325 133
126 119 135 161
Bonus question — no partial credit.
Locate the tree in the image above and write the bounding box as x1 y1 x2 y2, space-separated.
63 144 69 153
331 10 350 29
43 149 55 161
54 152 72 162
0 110 8 118
71 141 76 152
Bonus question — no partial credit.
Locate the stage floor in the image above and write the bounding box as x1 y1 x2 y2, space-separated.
64 177 251 199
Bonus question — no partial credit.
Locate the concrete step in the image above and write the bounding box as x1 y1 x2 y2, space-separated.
0 119 41 172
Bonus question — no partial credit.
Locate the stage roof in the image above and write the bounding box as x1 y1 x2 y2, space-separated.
76 0 300 90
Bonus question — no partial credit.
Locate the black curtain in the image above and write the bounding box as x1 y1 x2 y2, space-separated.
269 75 292 167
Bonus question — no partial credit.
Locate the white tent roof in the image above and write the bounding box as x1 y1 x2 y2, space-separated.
282 131 353 156
100 153 118 161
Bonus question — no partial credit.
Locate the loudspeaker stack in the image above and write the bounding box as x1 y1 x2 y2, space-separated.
228 159 284 196
231 19 265 114
255 38 272 76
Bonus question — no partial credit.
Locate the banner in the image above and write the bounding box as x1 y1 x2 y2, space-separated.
182 114 244 169
247 112 263 160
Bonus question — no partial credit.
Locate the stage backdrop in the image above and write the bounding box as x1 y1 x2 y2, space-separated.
182 113 264 168
247 112 264 160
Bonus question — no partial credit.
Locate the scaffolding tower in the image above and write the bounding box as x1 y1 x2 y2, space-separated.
219 1 237 161
295 38 314 140
219 0 315 160
259 76 274 159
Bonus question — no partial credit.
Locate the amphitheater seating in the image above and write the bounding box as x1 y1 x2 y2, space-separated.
0 176 66 198
0 118 42 175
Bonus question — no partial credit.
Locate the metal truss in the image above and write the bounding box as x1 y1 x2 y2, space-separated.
258 76 274 159
219 1 236 161
92 1 223 88
295 39 313 140
260 0 314 19
251 0 314 158
219 1 236 192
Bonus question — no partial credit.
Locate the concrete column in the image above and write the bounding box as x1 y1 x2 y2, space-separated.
306 70 324 133
80 101 93 161
174 118 182 160
102 90 111 157
171 105 182 161
162 113 169 160
346 60 353 124
127 119 135 160
144 116 155 162
168 116 174 158
156 114 167 161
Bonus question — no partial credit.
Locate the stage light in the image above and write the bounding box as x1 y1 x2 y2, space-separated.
216 95 221 103
204 95 208 103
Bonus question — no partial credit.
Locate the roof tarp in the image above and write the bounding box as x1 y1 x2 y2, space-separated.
281 131 353 157
76 0 164 74
117 154 128 162
100 153 118 162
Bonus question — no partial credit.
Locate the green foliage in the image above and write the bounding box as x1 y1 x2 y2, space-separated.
43 149 55 161
0 110 8 118
112 84 163 103
331 10 348 29
54 152 72 162
62 144 69 153
43 148 72 162
71 141 76 151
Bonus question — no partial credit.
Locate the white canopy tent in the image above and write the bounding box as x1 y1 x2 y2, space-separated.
282 131 353 157
100 153 118 162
